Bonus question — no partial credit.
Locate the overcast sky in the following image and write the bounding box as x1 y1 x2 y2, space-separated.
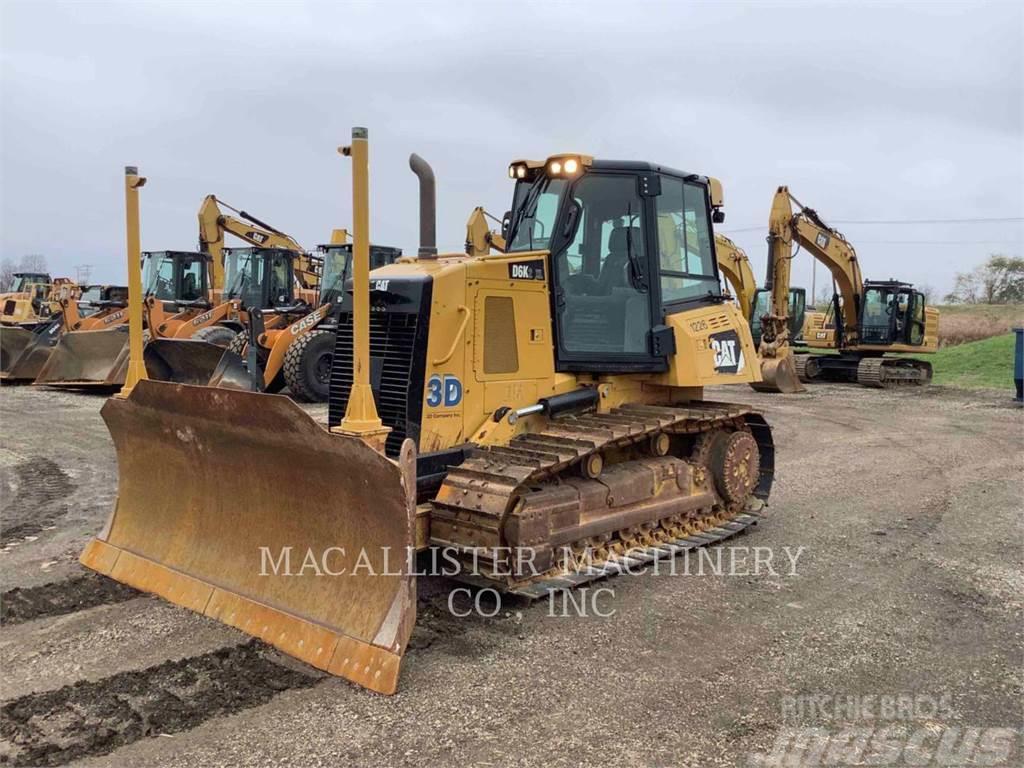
2 0 1021 298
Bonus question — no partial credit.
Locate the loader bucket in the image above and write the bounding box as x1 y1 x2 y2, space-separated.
0 320 64 382
34 325 130 388
1 325 33 375
144 339 235 386
751 354 806 394
79 379 417 695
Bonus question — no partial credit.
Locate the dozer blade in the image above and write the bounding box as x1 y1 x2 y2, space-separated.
751 354 806 394
33 325 130 388
1 319 64 382
80 379 417 695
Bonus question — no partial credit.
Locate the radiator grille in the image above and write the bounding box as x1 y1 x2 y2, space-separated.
328 312 421 457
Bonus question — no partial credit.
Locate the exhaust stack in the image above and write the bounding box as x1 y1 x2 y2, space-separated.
408 153 437 258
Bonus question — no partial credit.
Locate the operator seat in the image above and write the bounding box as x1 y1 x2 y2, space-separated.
597 225 640 294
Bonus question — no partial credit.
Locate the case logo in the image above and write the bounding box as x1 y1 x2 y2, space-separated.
508 260 545 281
427 374 463 407
709 330 745 374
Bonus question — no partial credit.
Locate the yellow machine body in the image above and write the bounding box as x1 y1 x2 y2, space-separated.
81 140 775 697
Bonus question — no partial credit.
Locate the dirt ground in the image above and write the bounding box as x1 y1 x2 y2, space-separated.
0 383 1021 767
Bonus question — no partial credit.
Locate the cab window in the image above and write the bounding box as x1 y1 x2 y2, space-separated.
656 177 719 305
555 173 651 356
179 256 205 301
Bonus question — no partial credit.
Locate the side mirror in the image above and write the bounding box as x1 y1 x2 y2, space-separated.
712 209 725 224
501 210 512 240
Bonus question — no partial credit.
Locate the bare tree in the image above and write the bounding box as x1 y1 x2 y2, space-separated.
0 257 15 291
18 254 48 274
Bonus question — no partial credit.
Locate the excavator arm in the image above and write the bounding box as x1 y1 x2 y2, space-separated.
198 195 319 291
765 187 865 345
714 233 756 320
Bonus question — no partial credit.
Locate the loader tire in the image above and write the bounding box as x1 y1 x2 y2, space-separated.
227 331 248 357
191 325 236 347
283 329 335 402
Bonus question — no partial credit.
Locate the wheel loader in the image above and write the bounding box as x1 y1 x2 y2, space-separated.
759 187 938 388
1 282 130 383
209 239 401 400
33 251 220 387
81 135 776 695
142 245 323 387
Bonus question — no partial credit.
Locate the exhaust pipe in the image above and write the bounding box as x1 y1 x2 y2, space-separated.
408 153 437 258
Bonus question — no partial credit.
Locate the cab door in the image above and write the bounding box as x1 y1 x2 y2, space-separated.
550 172 662 372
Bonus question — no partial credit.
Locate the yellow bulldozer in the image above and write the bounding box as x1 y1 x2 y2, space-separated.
759 187 938 388
81 134 777 695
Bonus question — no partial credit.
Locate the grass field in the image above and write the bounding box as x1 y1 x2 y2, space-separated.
929 332 1020 390
934 303 1023 346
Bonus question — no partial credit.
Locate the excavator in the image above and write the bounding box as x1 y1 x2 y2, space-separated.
1 283 130 383
713 233 806 349
759 186 938 388
80 134 776 695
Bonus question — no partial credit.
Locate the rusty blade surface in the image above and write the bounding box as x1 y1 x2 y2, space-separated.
33 326 130 387
80 380 416 694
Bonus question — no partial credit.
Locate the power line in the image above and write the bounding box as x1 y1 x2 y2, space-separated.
722 215 1024 235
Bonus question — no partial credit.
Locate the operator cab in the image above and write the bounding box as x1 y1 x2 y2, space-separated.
750 288 807 347
223 247 296 310
317 243 402 308
142 251 210 306
504 155 725 372
860 280 926 346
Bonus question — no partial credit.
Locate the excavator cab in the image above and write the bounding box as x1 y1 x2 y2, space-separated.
223 247 297 310
750 287 806 347
860 280 926 347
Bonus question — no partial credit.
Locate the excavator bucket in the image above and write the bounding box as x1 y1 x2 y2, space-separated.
1 318 65 382
752 354 806 394
79 379 417 695
33 326 131 388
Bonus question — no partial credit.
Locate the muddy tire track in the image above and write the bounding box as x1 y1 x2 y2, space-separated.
0 459 75 546
0 641 322 766
1 573 140 626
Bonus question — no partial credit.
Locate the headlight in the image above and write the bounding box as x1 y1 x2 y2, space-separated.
548 160 562 175
516 165 526 179
563 158 579 174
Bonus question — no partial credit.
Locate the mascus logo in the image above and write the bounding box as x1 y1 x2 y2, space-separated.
103 311 125 325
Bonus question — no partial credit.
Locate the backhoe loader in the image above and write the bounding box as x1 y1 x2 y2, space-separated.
81 135 776 695
1 283 129 382
759 187 937 388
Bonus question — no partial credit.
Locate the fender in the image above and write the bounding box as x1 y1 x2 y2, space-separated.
262 304 332 387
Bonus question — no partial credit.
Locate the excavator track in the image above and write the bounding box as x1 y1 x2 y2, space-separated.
431 402 774 591
793 353 818 383
856 357 933 388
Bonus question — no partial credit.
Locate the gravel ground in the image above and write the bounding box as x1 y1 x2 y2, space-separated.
0 383 1021 767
